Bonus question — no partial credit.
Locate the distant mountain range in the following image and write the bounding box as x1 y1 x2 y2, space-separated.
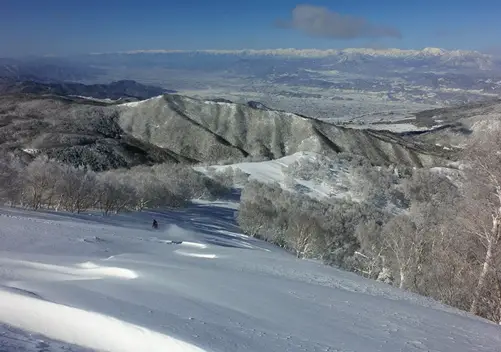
1 47 500 119
0 78 175 101
0 57 104 82
87 47 499 72
0 74 496 177
96 47 493 59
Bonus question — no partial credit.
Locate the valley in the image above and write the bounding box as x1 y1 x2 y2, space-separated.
4 48 501 121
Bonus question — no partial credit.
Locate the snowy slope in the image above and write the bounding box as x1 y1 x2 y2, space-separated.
342 123 440 133
119 95 164 107
194 152 360 201
0 203 500 352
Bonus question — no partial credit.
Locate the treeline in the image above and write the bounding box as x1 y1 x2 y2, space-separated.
237 135 501 324
237 179 385 266
0 154 233 214
3 134 501 323
283 152 410 208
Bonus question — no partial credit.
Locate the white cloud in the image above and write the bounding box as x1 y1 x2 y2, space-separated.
277 5 401 40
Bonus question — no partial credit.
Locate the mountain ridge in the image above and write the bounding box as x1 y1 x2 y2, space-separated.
117 94 451 167
0 78 174 101
0 93 196 171
0 89 454 171
91 47 494 59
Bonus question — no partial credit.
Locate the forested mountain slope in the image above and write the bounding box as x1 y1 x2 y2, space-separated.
0 92 451 171
118 94 450 167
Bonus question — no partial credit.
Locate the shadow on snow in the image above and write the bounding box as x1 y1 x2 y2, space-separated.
0 190 265 251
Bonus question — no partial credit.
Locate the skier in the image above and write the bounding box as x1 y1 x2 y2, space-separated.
152 219 158 229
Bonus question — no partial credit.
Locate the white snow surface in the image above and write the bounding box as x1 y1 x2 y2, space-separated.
342 123 436 133
119 95 163 107
194 152 359 201
0 203 500 351
69 95 117 103
0 288 204 352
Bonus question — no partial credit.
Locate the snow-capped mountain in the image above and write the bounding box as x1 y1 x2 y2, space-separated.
90 47 495 70
98 47 490 59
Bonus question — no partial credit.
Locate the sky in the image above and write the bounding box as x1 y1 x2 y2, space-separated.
0 0 500 57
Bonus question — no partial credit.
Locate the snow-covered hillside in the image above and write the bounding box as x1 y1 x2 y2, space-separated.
115 93 443 167
194 152 360 200
0 202 500 352
342 122 440 133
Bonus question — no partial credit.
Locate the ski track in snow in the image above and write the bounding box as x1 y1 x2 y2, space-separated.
0 203 500 351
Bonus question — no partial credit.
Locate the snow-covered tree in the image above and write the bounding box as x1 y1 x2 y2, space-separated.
459 130 501 317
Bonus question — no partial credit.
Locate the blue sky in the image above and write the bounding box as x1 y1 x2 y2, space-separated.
0 0 499 56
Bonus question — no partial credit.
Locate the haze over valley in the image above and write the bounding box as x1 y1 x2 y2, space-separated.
3 47 501 125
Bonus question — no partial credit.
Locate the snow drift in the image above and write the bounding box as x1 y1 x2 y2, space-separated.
0 289 206 352
0 204 499 351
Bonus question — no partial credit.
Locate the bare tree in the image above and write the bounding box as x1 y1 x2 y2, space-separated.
316 201 371 267
0 155 24 206
57 165 98 213
96 173 132 215
286 214 321 258
237 201 271 237
380 215 421 289
23 156 61 210
459 130 501 315
492 254 501 323
354 220 389 280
